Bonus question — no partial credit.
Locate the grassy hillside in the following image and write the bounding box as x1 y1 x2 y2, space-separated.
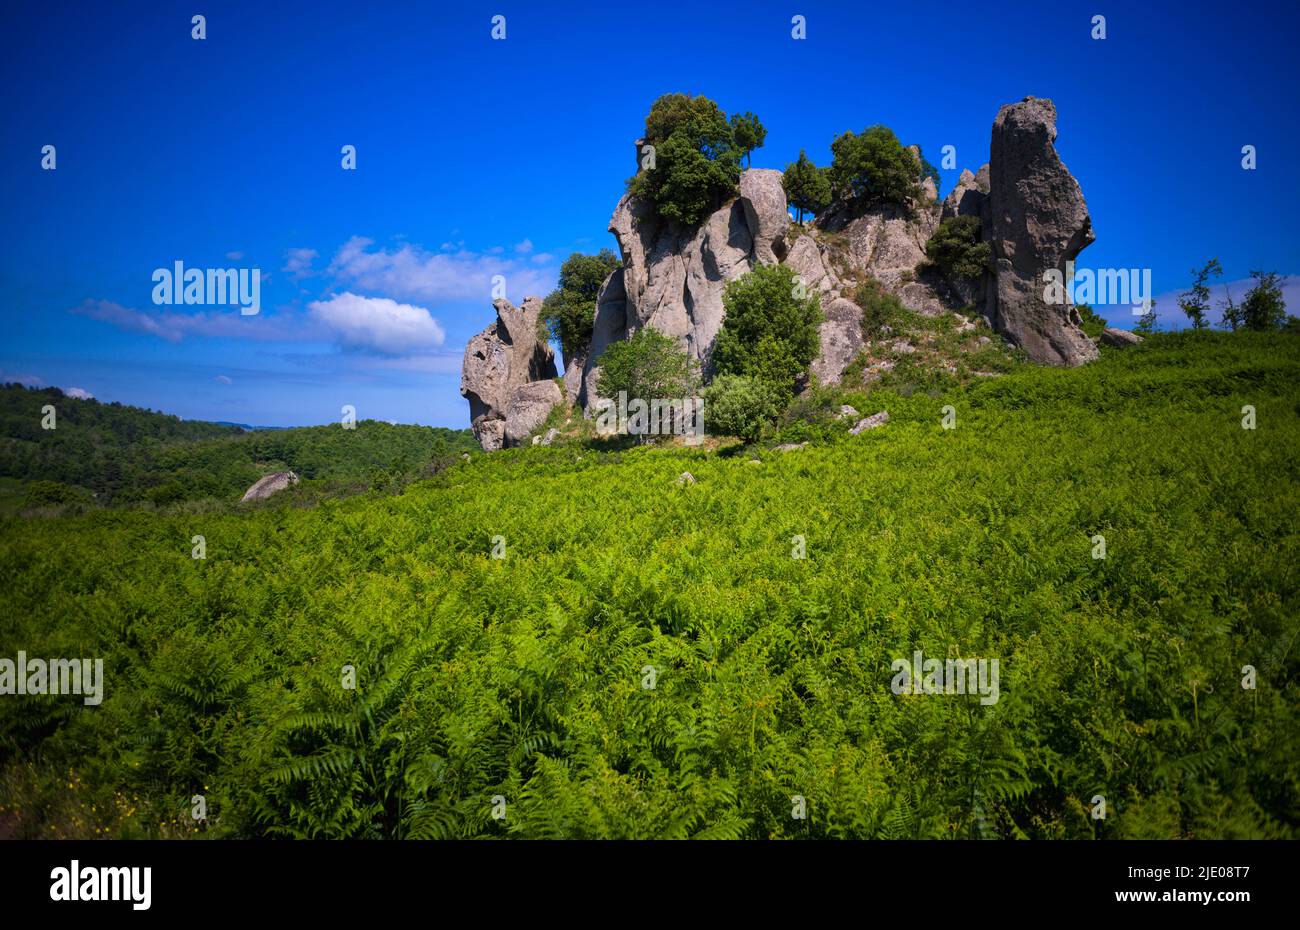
0 384 478 509
1 333 1297 838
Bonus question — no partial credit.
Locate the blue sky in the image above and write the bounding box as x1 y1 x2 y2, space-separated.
2 0 1297 427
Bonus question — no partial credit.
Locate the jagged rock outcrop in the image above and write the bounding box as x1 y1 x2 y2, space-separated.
601 168 789 373
817 199 946 316
940 167 988 220
241 471 298 502
461 296 558 450
985 97 1098 366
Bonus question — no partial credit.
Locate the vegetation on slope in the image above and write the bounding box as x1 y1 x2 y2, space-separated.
0 333 1297 839
0 384 478 510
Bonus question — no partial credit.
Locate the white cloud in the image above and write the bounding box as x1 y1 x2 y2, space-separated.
514 238 534 254
65 387 94 400
72 299 311 343
215 374 233 384
282 247 319 279
1 371 43 387
306 292 446 355
327 236 557 304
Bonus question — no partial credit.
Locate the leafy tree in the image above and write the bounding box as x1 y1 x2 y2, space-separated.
1241 270 1287 331
628 93 743 227
1218 286 1242 331
782 150 832 224
728 111 767 168
702 374 782 442
1134 299 1159 335
713 263 822 396
593 326 698 408
542 250 622 362
1178 258 1223 330
923 216 991 281
828 125 923 208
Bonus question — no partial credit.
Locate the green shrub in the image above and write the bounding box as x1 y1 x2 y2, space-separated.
854 278 910 338
703 374 782 442
923 216 991 281
713 264 822 396
542 249 622 362
593 327 698 408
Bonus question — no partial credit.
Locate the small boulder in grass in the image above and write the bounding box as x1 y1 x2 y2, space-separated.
241 471 299 502
1100 327 1143 348
849 411 890 435
676 472 695 485
837 405 860 420
772 442 807 452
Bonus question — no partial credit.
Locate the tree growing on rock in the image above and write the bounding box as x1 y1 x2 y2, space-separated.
827 125 923 209
712 263 822 398
627 93 747 227
729 111 767 168
782 150 832 224
542 249 622 363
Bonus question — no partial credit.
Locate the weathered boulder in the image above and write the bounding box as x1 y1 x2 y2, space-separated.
785 235 837 294
739 168 792 264
986 97 1098 366
811 297 866 386
849 411 890 434
461 296 558 450
1100 327 1143 348
241 471 298 502
503 379 563 448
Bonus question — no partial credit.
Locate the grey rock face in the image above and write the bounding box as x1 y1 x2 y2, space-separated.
241 471 299 502
811 297 866 386
503 379 563 448
785 235 837 295
581 267 628 412
986 97 1099 366
1100 327 1144 347
461 296 558 448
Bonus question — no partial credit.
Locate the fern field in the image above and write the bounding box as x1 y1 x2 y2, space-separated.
1 332 1297 839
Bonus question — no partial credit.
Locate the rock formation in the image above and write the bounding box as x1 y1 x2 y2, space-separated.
985 97 1098 366
460 296 560 450
1100 327 1143 348
241 471 298 502
460 96 1104 443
